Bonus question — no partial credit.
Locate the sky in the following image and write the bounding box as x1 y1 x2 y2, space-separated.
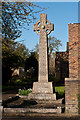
16 2 78 52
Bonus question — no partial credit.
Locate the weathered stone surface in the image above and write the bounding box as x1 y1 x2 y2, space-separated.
33 14 54 83
32 82 53 94
28 93 56 100
0 106 3 112
3 107 61 114
36 98 63 104
28 14 56 100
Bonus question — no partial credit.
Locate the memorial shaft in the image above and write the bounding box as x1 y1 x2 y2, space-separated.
39 15 48 82
28 13 56 100
33 13 54 83
39 30 48 82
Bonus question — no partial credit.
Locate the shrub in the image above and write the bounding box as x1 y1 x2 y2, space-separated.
18 88 32 96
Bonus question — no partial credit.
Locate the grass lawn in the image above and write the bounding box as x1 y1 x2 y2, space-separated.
55 86 65 93
55 86 65 98
3 85 65 98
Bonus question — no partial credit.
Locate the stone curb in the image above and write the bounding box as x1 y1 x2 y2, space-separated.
3 107 62 114
0 106 3 112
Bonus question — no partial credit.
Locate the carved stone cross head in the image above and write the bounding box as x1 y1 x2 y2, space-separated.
33 14 54 35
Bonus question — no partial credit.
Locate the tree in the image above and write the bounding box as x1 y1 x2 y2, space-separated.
2 2 46 43
48 36 62 57
2 2 46 85
34 36 62 59
25 52 38 80
33 43 39 61
2 40 29 85
2 40 29 67
14 42 30 63
33 36 62 80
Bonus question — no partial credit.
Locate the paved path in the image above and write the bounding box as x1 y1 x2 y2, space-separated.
2 89 80 120
2 115 80 120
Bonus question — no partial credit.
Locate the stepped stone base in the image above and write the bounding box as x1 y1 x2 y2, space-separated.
28 93 56 100
3 107 61 114
28 82 56 100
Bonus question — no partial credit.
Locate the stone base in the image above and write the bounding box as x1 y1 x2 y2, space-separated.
3 107 61 114
28 93 56 100
65 78 80 114
28 82 56 100
32 82 54 93
0 106 3 112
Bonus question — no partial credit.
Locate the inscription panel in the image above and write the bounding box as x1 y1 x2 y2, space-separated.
32 82 53 94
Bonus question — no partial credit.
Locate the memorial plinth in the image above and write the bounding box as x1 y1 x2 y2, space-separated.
28 14 56 100
28 82 56 100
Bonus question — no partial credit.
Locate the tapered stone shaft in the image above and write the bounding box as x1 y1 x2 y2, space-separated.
33 14 53 83
28 14 56 100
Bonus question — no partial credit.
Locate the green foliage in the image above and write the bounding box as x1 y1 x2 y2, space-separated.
9 78 25 85
2 41 29 68
2 2 46 85
55 86 65 97
49 75 56 82
18 86 65 97
18 88 32 96
2 40 30 85
25 52 38 80
8 77 37 86
14 79 22 85
8 78 22 85
55 86 65 93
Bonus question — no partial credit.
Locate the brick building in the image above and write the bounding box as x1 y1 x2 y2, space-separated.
65 23 80 114
55 42 69 85
49 54 56 76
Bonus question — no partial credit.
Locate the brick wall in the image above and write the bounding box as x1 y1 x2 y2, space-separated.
69 23 80 78
49 54 56 76
55 51 69 84
65 23 80 114
65 79 80 113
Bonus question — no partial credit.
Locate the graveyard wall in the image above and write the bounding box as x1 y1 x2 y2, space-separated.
65 23 80 114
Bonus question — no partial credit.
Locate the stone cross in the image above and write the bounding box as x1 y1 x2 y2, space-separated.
28 14 56 100
33 14 54 83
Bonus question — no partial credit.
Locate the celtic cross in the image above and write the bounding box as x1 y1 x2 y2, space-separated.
33 14 54 83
